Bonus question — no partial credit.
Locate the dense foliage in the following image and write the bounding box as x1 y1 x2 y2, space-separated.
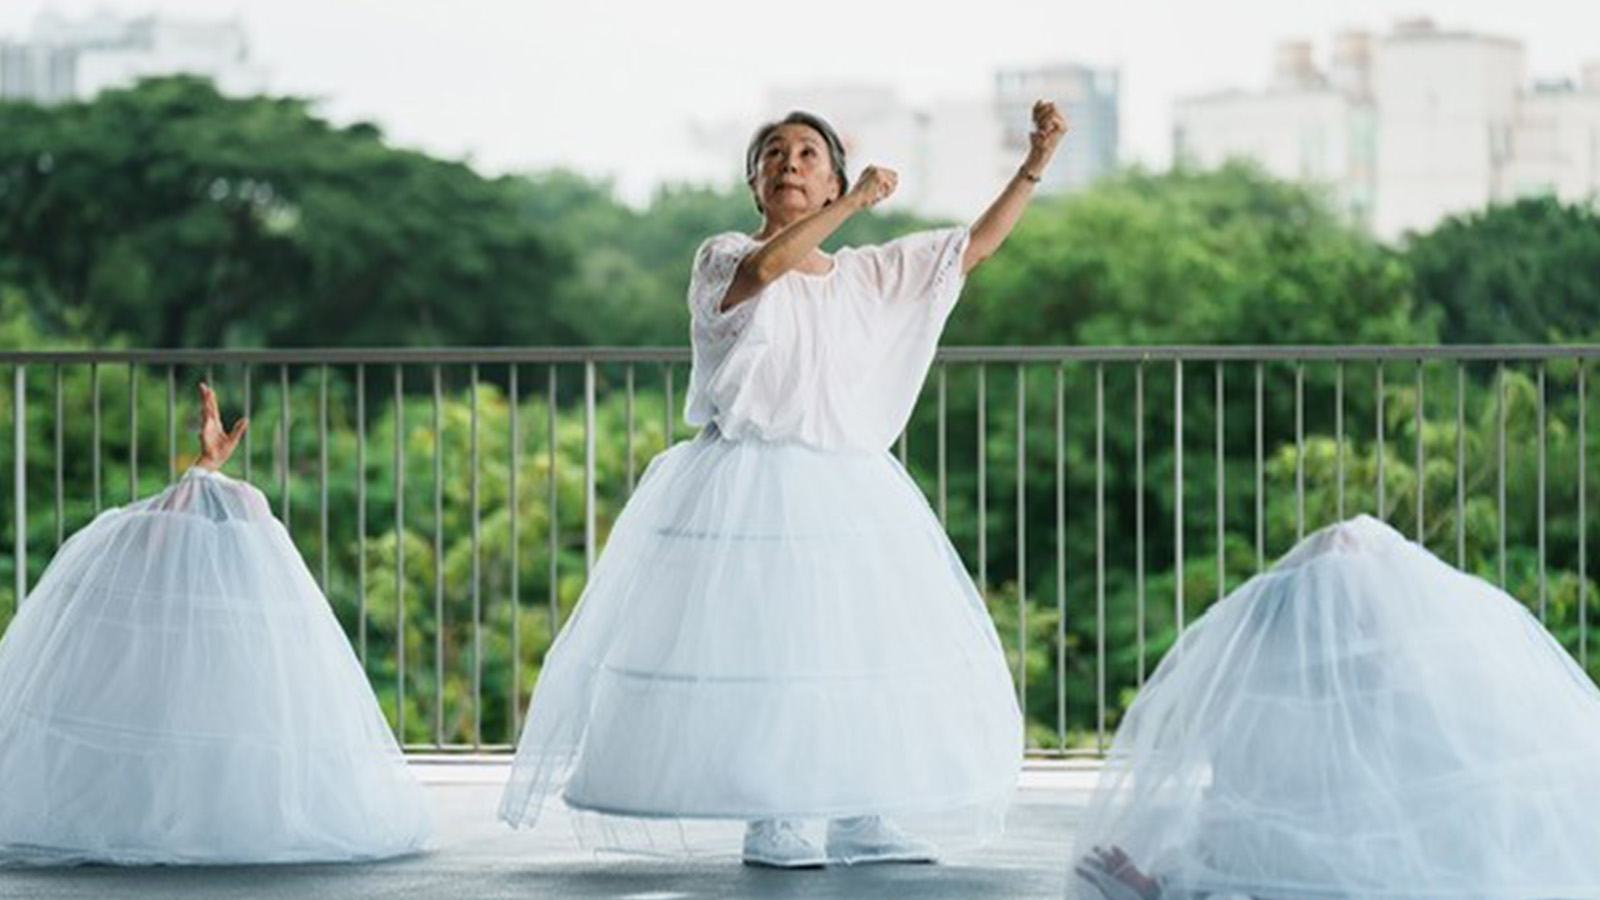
2 78 1597 749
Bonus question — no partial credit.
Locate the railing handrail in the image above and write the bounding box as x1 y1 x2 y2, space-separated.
1 344 1598 366
4 343 1594 754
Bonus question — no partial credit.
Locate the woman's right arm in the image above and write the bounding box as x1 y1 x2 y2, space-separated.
719 167 896 312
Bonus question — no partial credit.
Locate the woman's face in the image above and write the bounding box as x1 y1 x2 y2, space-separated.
752 123 842 221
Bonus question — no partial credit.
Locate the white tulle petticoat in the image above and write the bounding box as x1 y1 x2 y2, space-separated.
0 469 431 866
500 430 1022 858
1070 515 1600 900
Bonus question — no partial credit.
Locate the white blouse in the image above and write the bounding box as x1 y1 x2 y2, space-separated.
684 227 970 452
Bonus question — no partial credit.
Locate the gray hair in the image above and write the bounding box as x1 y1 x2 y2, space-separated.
743 111 850 213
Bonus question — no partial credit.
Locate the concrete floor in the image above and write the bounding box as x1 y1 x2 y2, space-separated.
0 761 1098 900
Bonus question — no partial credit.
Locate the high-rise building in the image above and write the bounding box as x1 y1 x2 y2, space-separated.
0 40 76 102
0 11 267 104
996 64 1120 194
1372 20 1526 237
1174 19 1600 239
1175 33 1378 225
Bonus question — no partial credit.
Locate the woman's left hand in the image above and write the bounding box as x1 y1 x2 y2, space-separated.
1025 100 1070 170
194 382 248 472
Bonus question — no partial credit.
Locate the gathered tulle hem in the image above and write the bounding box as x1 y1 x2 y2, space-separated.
559 782 1017 822
1163 876 1600 900
1070 516 1600 900
542 791 1012 863
0 840 427 868
0 469 432 868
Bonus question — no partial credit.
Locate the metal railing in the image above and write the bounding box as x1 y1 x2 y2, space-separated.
2 345 1595 756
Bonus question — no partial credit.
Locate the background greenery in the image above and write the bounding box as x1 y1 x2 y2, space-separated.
2 77 1597 750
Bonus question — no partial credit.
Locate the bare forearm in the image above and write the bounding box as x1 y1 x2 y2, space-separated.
964 167 1040 273
751 200 859 271
963 100 1068 274
721 198 862 311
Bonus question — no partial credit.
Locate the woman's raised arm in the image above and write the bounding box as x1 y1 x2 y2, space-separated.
721 166 898 312
962 100 1069 275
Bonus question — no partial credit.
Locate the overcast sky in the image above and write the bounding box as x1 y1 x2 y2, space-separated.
5 1 1598 201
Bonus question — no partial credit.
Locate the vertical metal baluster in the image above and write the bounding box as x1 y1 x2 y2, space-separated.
53 365 63 548
92 362 101 514
1580 362 1588 668
243 364 252 483
319 365 330 591
1015 363 1027 718
1136 362 1146 684
663 365 674 447
625 364 636 494
129 363 138 499
472 363 482 749
1538 361 1547 621
1457 362 1466 567
1174 359 1185 635
1255 362 1264 571
394 365 407 742
280 365 291 525
1336 360 1345 520
938 364 948 526
1295 361 1304 540
1095 363 1106 752
978 363 988 591
1416 359 1425 542
583 360 596 577
1216 362 1225 604
357 364 368 665
1498 362 1507 588
1377 362 1386 519
1054 363 1067 750
166 365 175 482
510 365 522 735
549 365 560 635
13 366 26 606
432 365 444 749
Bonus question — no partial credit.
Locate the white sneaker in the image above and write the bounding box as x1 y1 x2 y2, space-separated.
824 815 939 865
742 819 826 869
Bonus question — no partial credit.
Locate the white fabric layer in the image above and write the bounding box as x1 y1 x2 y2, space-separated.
686 227 970 452
1069 515 1600 900
0 468 431 866
504 227 1019 859
500 435 1020 851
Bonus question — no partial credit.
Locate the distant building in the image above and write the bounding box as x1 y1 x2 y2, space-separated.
1175 34 1377 225
697 63 1121 222
1503 69 1600 205
995 63 1120 194
0 40 76 103
0 10 268 104
1174 19 1600 239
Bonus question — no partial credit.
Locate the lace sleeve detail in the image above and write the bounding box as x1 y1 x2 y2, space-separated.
858 227 970 315
687 232 760 346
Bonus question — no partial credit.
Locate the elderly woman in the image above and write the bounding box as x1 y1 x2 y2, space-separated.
501 102 1069 868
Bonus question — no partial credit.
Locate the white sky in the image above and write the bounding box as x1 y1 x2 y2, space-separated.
5 1 1598 202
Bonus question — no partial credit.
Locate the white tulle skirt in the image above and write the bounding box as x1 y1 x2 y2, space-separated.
500 430 1021 857
0 468 431 866
1070 515 1600 900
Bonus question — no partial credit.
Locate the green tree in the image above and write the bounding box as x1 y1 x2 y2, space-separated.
0 76 573 347
1405 196 1600 344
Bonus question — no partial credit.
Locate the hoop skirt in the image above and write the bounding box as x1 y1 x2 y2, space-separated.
0 468 431 865
501 227 1023 857
1070 515 1600 900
